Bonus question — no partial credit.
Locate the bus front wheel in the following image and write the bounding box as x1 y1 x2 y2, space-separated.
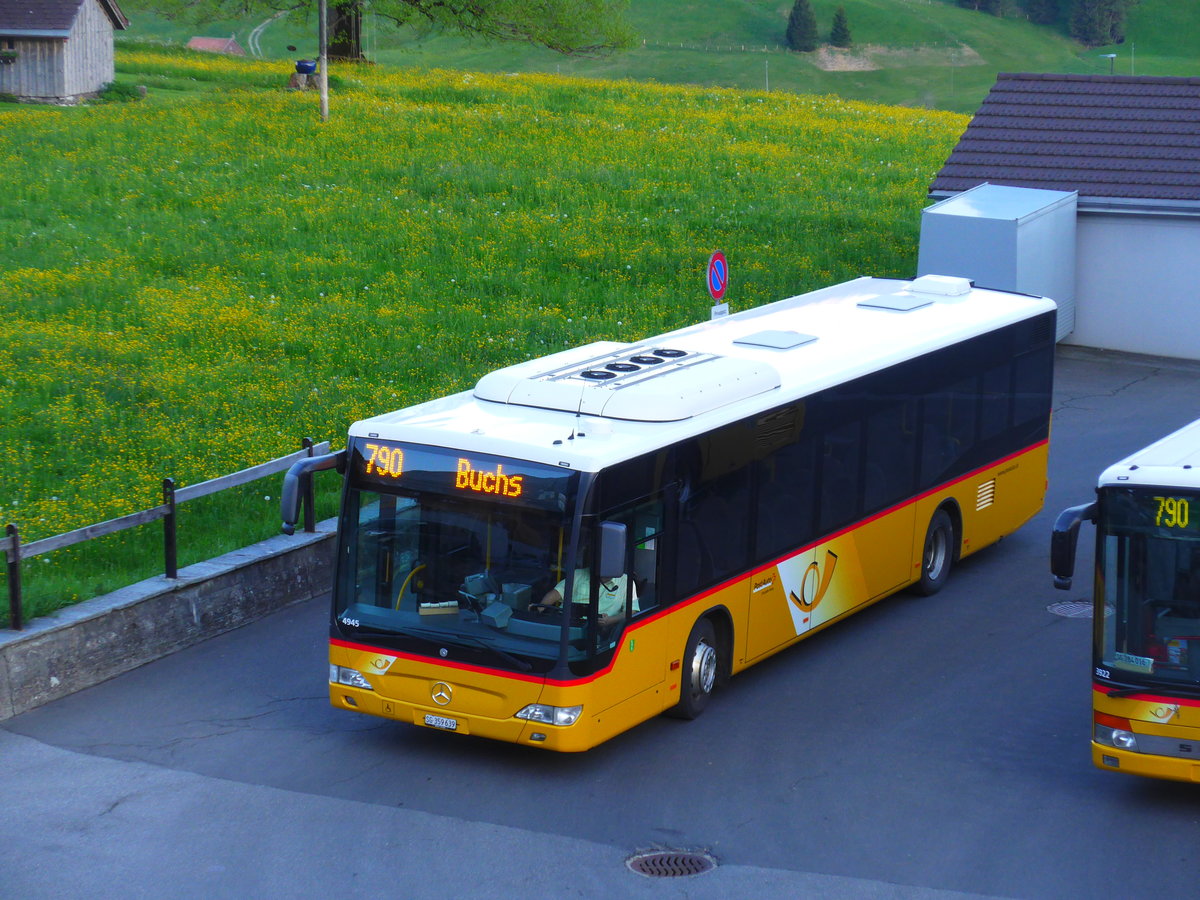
914 508 954 596
668 618 718 720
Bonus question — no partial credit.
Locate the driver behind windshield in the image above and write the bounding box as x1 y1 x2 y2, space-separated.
531 565 638 630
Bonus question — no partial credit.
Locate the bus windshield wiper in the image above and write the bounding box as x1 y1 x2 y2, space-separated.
1105 685 1149 698
342 623 404 637
400 626 533 672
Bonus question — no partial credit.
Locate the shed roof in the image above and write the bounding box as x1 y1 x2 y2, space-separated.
930 73 1200 207
187 36 245 56
0 0 129 35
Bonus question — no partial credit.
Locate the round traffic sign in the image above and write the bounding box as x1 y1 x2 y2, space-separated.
706 251 728 301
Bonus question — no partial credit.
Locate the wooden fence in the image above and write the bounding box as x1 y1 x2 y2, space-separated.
2 439 330 631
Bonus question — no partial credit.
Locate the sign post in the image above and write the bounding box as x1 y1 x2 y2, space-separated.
707 250 729 319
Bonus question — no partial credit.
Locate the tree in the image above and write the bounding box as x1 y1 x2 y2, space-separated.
959 0 1044 18
1069 0 1136 47
327 2 362 60
1023 0 1063 25
1069 0 1103 44
830 7 852 48
156 0 635 59
785 0 819 52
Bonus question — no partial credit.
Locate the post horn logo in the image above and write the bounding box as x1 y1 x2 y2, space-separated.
789 550 839 613
431 682 453 706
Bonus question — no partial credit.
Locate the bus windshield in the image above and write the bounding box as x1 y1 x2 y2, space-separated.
1098 488 1200 691
333 441 586 673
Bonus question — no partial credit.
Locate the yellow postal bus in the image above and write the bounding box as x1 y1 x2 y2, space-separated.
1053 418 1200 782
284 275 1055 751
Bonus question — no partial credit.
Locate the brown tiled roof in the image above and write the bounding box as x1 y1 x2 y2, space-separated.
930 73 1200 204
0 0 128 33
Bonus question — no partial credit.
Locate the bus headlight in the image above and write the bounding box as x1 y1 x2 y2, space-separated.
330 664 373 690
1111 729 1138 751
515 704 583 726
1095 724 1138 752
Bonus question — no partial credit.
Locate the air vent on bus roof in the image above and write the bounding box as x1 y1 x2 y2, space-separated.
857 293 934 313
474 343 781 422
910 274 972 296
859 275 975 312
733 330 818 351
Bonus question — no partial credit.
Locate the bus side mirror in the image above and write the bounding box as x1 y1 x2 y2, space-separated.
1050 501 1097 591
597 521 627 581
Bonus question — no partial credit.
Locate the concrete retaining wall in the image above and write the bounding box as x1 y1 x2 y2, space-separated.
0 520 336 720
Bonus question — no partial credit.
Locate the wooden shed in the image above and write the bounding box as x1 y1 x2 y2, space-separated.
928 73 1200 362
0 0 129 103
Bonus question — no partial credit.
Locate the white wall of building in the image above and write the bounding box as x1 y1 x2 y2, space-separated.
1069 214 1200 361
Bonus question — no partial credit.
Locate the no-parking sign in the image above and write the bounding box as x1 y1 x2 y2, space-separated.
706 250 728 301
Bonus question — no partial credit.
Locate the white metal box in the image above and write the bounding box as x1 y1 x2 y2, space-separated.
918 183 1078 341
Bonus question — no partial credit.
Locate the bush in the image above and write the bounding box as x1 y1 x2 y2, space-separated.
96 81 145 103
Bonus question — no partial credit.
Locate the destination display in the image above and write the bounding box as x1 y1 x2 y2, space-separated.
350 439 572 511
1107 488 1200 537
1153 495 1192 531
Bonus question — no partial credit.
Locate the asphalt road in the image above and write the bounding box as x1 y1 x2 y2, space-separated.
4 349 1200 899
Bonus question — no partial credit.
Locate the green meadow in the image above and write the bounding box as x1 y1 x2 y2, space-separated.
3 44 968 625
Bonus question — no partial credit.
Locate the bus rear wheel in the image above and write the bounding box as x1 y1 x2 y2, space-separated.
914 508 954 596
668 618 718 720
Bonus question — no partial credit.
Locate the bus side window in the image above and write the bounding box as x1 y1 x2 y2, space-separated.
676 425 754 595
818 419 863 535
1013 346 1053 427
605 498 664 614
677 467 750 595
864 400 916 513
920 391 958 485
949 375 979 458
755 431 818 559
979 363 1012 441
633 546 657 609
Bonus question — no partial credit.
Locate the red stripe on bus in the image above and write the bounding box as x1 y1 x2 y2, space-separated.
331 637 550 684
1095 683 1200 708
333 439 1048 689
331 636 622 687
743 438 1048 581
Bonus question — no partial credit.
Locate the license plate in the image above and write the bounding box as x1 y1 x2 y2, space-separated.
423 713 458 731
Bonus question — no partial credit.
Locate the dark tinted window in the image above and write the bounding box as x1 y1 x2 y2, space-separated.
818 419 862 534
666 312 1055 596
864 399 916 512
675 426 754 595
755 422 818 558
979 363 1011 442
1013 346 1053 427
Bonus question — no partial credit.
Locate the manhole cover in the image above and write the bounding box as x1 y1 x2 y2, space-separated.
626 850 716 878
1047 600 1093 618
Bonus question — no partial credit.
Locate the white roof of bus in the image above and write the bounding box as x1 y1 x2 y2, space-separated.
1099 418 1200 491
349 275 1056 472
